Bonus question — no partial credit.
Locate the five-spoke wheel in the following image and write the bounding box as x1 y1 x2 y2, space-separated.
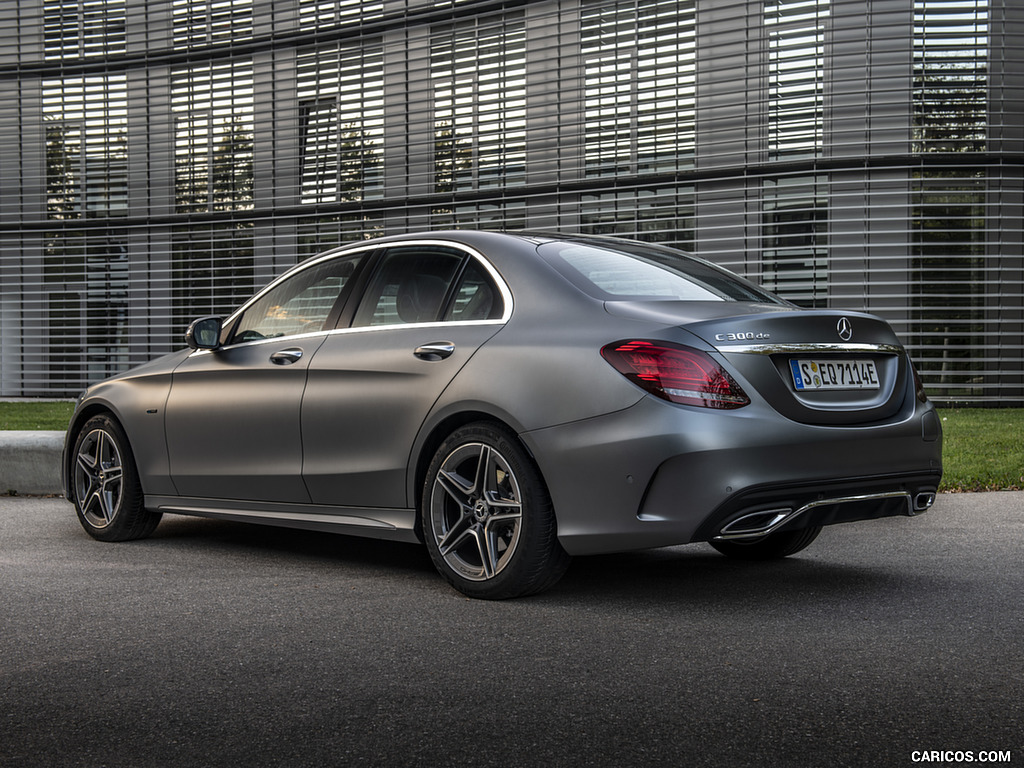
71 414 160 541
423 422 569 599
430 441 523 582
74 424 125 530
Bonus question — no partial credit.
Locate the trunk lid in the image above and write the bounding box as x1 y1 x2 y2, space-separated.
606 302 911 425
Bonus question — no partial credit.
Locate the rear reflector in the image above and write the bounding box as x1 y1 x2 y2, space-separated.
602 340 750 409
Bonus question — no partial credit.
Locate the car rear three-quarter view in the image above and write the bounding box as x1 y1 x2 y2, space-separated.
63 231 942 599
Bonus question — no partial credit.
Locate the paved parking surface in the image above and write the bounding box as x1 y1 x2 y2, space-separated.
1 493 1021 767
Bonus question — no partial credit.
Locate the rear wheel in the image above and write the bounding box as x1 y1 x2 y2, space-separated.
71 414 161 541
709 525 821 560
422 422 570 599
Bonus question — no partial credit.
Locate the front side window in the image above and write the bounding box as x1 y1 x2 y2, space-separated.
231 255 361 343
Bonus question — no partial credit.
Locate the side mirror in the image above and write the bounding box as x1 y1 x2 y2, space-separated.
185 316 223 351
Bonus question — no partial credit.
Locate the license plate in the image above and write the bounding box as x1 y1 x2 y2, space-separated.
790 359 880 391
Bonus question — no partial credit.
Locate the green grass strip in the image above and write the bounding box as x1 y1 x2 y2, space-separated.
0 401 76 431
938 409 1024 493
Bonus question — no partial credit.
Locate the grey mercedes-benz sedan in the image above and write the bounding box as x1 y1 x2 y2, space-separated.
63 231 942 599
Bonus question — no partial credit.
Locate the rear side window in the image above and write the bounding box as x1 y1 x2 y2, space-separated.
352 246 464 327
445 260 503 321
538 241 785 304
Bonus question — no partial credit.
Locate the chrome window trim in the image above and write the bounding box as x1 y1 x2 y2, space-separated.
324 317 507 338
189 318 507 356
205 239 513 354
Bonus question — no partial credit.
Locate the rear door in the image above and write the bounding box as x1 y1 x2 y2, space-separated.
301 243 508 508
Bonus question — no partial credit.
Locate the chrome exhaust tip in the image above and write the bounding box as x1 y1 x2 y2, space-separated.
717 508 793 540
913 492 936 512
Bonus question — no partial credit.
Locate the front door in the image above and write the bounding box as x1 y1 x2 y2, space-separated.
165 338 324 502
165 251 366 502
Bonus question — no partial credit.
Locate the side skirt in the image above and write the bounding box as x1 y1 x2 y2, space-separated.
145 494 421 544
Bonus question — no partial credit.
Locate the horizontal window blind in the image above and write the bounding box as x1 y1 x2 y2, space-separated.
0 0 1020 404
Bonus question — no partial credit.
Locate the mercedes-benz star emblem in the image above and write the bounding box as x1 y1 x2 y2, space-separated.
836 317 853 342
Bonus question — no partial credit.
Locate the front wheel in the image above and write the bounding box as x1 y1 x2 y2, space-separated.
709 525 821 560
422 422 570 599
71 414 161 542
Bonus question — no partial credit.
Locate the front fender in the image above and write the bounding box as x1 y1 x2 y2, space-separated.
64 350 189 499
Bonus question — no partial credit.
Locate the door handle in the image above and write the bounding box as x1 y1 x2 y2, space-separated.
414 342 456 361
270 348 303 365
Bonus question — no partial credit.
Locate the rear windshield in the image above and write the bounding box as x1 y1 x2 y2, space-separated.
538 240 784 304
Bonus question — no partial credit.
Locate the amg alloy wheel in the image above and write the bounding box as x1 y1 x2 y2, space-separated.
423 422 569 599
72 414 160 541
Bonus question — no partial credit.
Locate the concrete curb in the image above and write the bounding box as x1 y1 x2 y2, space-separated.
0 431 65 496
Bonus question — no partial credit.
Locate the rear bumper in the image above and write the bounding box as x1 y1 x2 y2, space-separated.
522 395 942 556
691 476 940 544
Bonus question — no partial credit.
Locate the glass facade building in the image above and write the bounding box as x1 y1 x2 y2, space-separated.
0 0 1021 403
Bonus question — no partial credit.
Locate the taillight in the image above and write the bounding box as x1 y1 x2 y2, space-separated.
602 340 750 409
911 361 929 403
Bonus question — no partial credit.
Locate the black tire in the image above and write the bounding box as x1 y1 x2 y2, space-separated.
421 422 570 599
70 414 161 542
709 525 822 560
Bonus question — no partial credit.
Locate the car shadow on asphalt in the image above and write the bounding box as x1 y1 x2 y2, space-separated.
142 514 933 609
544 542 949 613
147 514 436 575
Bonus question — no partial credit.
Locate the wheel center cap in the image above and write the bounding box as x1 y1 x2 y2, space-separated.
473 499 489 521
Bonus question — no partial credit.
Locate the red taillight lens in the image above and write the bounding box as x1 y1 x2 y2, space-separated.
602 340 750 409
911 361 929 403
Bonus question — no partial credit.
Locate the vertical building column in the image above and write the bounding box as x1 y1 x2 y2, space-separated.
0 80 24 226
825 1 875 310
253 46 298 279
12 73 48 394
988 1 1024 400
524 0 582 231
127 227 169 359
254 48 298 212
694 0 761 270
695 0 763 174
0 0 29 390
826 1 914 317
383 26 433 231
0 0 22 68
0 232 22 395
18 237 47 395
127 68 158 219
129 0 172 56
16 78 47 221
128 64 178 357
991 170 1024 400
827 1 913 159
143 66 176 217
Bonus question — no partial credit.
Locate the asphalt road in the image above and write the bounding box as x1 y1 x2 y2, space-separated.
1 493 1021 768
